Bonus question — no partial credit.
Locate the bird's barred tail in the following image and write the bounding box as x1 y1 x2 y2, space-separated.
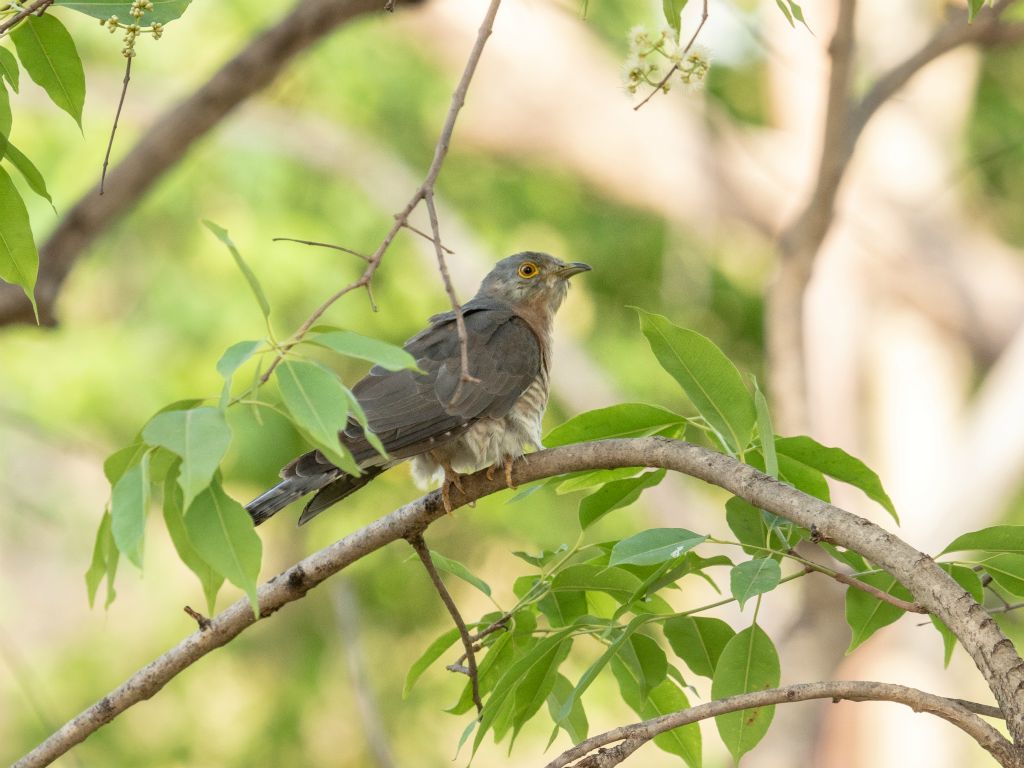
245 476 322 526
245 465 384 526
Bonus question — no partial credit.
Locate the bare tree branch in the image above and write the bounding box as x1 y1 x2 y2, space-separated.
407 532 482 716
13 437 1024 767
0 0 54 38
547 681 1016 768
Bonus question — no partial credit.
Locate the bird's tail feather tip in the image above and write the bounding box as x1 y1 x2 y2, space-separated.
245 483 304 526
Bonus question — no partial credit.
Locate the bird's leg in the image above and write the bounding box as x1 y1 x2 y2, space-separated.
440 459 465 514
503 456 516 489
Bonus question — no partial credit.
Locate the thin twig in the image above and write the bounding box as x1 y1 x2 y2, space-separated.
182 605 212 631
272 237 372 262
398 220 454 253
820 568 926 613
546 681 1014 768
258 0 502 386
100 57 132 196
407 533 483 717
451 613 511 667
0 0 53 37
633 0 708 111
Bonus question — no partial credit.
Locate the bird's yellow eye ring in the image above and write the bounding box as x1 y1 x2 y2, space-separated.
517 262 539 279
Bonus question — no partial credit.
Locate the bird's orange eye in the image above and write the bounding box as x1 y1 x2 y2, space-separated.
517 262 539 279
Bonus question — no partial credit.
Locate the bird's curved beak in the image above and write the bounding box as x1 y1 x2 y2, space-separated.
556 262 592 279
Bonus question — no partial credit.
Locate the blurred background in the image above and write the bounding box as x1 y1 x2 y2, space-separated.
3 0 1024 765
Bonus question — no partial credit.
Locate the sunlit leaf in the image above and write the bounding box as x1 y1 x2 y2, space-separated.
609 528 706 566
0 167 38 317
163 465 223 614
216 339 261 408
554 466 643 494
4 142 52 205
11 15 85 126
546 674 588 745
730 557 781 609
276 359 358 474
634 309 755 454
110 451 150 568
578 469 666 529
942 525 1024 556
0 46 18 92
308 328 418 371
647 681 701 767
404 626 461 698
711 624 780 762
980 553 1024 596
545 403 686 447
429 550 491 596
0 82 11 160
551 564 642 601
618 632 667 702
203 220 270 320
142 406 232 510
184 477 262 613
662 0 688 34
845 572 913 652
56 0 192 24
753 378 777 478
85 511 118 608
663 615 735 679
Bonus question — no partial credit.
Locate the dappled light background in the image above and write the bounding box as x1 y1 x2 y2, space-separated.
3 0 1024 765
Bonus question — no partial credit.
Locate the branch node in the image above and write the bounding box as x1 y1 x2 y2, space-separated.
183 605 212 631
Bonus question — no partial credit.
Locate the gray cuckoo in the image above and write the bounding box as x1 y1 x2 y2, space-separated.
246 252 590 526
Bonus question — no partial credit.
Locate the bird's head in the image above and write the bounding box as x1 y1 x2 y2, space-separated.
476 252 591 314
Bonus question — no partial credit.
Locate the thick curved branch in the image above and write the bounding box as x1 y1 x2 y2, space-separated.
0 0 402 326
13 438 1024 766
547 681 1015 768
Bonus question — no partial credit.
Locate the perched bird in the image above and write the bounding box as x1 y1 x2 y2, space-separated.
246 252 591 526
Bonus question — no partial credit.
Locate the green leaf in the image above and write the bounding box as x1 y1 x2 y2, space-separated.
276 359 359 474
203 221 270 320
11 15 85 127
662 0 688 34
429 550 491 596
110 452 150 568
308 329 418 371
968 0 984 22
711 624 780 762
929 565 983 667
555 467 643 494
981 554 1024 596
85 511 118 608
0 46 18 93
103 442 148 486
537 588 588 628
340 385 387 459
610 528 707 567
844 572 913 652
753 378 778 479
4 142 52 205
511 544 567 568
730 558 782 609
578 469 666 529
775 435 898 522
55 0 193 24
404 627 461 698
776 453 830 502
618 632 667 702
663 615 735 679
0 82 11 160
545 403 686 447
634 309 755 455
942 525 1024 556
184 477 262 614
508 637 572 744
646 681 701 768
216 339 261 408
163 466 223 614
551 564 643 602
142 406 232 511
546 674 589 745
0 166 38 317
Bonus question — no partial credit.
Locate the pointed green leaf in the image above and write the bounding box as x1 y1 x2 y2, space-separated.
103 442 147 486
0 46 18 93
845 572 913 651
4 142 52 205
546 674 589 745
730 558 781 609
429 550 491 596
509 637 572 744
634 309 755 454
276 359 358 474
555 466 644 494
203 220 270 319
538 588 588 628
85 511 118 608
647 680 701 768
662 0 688 34
404 626 461 698
163 466 223 614
308 329 418 371
663 615 736 679
942 525 1024 556
610 528 706 566
981 554 1024 596
579 469 666 529
551 564 642 601
618 632 667 702
110 452 150 568
711 624 780 762
545 403 686 447
11 15 84 126
142 406 232 510
340 386 387 459
216 339 261 408
775 0 794 25
968 0 984 21
753 378 778 478
775 435 897 522
184 477 262 613
0 166 38 316
55 0 193 24
0 82 11 160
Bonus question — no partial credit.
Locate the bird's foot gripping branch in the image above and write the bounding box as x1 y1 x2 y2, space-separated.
74 293 1024 768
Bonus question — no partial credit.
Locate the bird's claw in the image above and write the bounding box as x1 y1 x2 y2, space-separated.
441 462 465 515
503 457 516 489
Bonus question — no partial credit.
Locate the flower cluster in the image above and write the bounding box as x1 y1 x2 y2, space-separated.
623 24 711 96
100 0 162 59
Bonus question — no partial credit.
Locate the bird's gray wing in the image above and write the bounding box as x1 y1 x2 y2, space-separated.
341 301 542 462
